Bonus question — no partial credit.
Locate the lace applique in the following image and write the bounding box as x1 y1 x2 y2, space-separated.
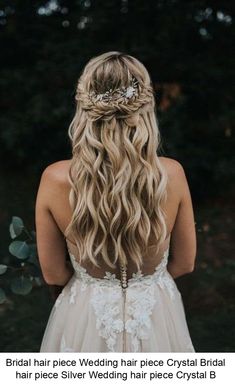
70 254 124 351
69 280 77 304
54 278 77 308
90 286 124 352
152 252 178 299
69 250 170 285
70 254 120 291
54 288 65 309
103 271 119 282
67 249 179 352
157 271 178 299
125 284 156 352
70 257 96 291
126 250 177 300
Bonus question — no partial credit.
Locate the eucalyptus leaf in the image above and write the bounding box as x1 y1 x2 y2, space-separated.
0 265 7 275
9 216 24 239
0 288 7 304
9 224 16 239
11 277 33 295
9 241 30 259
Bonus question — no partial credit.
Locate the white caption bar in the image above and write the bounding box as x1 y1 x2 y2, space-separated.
0 352 234 386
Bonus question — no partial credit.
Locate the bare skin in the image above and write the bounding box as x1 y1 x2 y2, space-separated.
35 157 197 285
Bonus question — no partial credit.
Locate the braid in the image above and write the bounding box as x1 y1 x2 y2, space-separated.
76 82 154 122
65 52 168 271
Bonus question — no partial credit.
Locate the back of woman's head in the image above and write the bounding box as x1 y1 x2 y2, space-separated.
65 51 168 270
75 51 154 125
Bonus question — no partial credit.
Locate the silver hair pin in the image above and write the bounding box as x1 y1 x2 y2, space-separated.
89 77 139 103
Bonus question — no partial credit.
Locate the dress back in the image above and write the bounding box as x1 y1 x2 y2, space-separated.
65 233 171 282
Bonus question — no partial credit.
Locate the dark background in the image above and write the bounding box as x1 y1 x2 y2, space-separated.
0 0 234 351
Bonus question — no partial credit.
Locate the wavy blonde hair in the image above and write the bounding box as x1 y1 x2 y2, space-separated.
65 51 168 270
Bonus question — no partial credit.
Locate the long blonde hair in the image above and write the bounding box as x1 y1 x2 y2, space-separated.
65 51 168 270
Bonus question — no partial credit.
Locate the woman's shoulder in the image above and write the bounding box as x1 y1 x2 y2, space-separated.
40 159 72 184
158 156 186 178
159 157 190 203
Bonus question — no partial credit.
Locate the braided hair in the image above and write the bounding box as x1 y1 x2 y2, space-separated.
65 52 168 270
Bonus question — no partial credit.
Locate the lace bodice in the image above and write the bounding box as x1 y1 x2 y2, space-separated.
42 232 195 353
69 248 170 288
65 232 172 281
54 245 182 352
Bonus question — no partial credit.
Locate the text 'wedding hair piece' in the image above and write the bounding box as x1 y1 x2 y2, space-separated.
89 77 139 103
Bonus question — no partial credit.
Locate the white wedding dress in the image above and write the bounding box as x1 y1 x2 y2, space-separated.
40 234 195 352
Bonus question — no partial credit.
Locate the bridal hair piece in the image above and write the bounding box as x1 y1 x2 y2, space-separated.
75 71 154 123
65 51 168 270
89 76 139 103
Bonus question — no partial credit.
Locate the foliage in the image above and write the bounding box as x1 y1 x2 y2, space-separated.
0 216 42 303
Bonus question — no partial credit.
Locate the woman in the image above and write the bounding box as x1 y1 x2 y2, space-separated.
36 51 196 352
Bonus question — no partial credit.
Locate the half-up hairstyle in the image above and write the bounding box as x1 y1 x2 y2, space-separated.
65 51 168 270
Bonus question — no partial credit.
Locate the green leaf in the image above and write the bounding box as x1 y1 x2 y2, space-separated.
9 224 15 239
0 288 7 304
9 241 30 259
11 277 33 295
9 216 24 239
0 265 7 275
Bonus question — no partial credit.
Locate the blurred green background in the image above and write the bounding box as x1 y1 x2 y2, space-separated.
0 0 234 352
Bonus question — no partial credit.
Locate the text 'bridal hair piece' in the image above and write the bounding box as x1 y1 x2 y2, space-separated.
89 77 139 103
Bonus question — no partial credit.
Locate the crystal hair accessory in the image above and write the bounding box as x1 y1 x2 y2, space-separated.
89 77 139 103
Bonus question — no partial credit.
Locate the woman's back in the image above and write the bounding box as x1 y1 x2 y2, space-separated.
39 156 196 280
39 155 196 352
37 51 196 352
